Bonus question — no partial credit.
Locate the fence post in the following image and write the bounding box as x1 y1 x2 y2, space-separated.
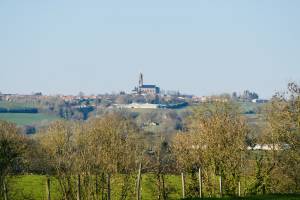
238 181 241 197
95 175 99 200
3 177 7 200
198 167 202 198
46 177 51 200
136 163 142 200
101 173 105 200
219 175 222 198
107 173 111 200
77 174 81 200
181 172 185 199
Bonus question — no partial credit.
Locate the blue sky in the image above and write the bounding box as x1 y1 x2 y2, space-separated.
1 0 300 98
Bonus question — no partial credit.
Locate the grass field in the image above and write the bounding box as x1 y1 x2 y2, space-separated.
5 175 299 200
184 195 300 200
8 175 61 200
7 174 182 200
0 101 38 109
0 101 60 126
0 113 60 126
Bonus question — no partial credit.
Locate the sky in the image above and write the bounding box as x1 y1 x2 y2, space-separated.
1 0 300 98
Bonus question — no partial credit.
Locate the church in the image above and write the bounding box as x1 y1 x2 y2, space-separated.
133 73 160 95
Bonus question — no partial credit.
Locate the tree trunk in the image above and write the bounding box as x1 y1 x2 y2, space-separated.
77 174 81 200
198 167 202 198
107 173 111 200
46 177 51 200
181 172 185 199
136 163 142 200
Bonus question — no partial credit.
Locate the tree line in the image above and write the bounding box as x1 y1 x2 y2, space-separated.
0 83 300 200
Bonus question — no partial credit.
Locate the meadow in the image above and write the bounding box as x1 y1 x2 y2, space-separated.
0 101 38 109
0 113 60 126
0 101 60 126
5 175 299 200
184 196 300 200
7 174 182 200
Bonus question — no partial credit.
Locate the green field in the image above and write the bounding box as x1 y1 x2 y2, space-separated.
0 101 38 109
4 175 299 200
6 174 182 200
7 175 61 200
0 101 60 126
0 113 60 126
185 194 300 200
184 195 300 200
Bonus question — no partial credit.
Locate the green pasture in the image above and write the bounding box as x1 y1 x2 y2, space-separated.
184 195 300 200
0 113 60 126
6 174 182 200
4 175 299 200
0 101 38 109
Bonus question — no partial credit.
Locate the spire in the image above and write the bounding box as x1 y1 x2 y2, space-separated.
139 73 143 87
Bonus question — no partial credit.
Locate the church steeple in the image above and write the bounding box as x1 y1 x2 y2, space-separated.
133 72 160 95
139 73 143 87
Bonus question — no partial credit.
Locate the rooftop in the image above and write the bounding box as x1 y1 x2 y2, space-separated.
141 85 157 88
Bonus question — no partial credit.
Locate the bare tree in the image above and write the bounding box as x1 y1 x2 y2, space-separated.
0 121 27 199
260 85 300 193
84 113 142 200
36 121 78 200
173 101 249 197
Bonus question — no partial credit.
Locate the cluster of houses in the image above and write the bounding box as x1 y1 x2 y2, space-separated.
0 73 269 111
0 93 42 101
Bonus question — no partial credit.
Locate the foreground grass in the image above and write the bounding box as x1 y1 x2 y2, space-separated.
7 174 182 200
8 175 61 200
184 194 300 200
6 175 299 200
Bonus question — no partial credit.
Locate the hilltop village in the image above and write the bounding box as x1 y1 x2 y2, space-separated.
0 73 267 134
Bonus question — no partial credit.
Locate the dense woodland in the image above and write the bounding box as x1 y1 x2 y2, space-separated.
0 83 300 200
